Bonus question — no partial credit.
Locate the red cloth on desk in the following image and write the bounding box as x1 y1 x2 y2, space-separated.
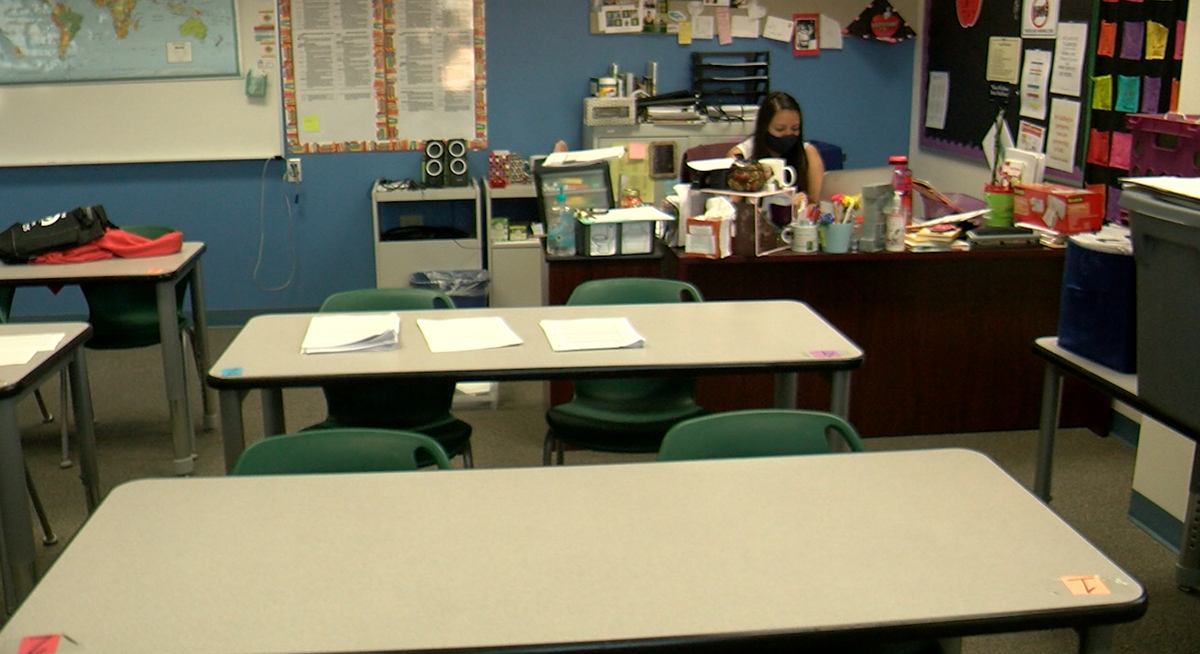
30 228 182 265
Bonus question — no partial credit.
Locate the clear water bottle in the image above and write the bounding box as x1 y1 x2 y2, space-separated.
889 155 913 225
546 186 576 257
885 191 906 252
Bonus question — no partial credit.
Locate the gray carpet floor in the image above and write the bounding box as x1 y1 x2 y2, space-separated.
10 327 1200 651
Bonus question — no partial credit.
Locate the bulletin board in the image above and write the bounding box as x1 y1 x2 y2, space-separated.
919 0 1097 181
0 0 282 167
589 1 917 38
280 0 487 154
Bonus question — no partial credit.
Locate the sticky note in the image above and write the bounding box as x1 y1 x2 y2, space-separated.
1142 76 1162 113
1060 575 1111 596
1110 132 1133 170
1115 75 1141 113
678 21 692 45
1086 130 1111 166
1145 21 1168 60
809 350 840 359
1121 22 1145 60
19 635 61 654
1091 75 1113 111
1097 22 1117 57
716 7 732 45
627 142 646 160
301 115 321 133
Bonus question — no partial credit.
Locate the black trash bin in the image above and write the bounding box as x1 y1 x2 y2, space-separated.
409 270 490 308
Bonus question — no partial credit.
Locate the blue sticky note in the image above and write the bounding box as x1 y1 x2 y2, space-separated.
221 367 243 377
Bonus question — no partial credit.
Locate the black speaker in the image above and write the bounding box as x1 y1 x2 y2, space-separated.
446 138 469 187
423 139 445 187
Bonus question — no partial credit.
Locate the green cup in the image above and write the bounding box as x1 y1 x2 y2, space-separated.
984 185 1014 227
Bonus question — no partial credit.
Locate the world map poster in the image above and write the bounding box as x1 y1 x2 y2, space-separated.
0 0 239 84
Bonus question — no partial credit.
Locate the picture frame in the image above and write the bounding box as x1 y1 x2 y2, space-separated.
792 14 819 57
647 141 677 179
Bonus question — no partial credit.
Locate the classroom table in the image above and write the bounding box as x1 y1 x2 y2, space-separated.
208 300 864 472
0 449 1145 653
0 243 215 475
0 322 99 609
1033 336 1200 591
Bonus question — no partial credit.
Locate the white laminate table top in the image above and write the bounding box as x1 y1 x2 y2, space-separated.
0 322 90 398
207 300 864 387
0 449 1143 654
0 242 204 283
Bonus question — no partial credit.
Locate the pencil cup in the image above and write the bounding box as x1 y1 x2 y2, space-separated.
781 222 818 254
820 222 853 254
984 185 1014 227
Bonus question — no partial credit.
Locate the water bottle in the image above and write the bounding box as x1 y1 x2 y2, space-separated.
889 155 913 225
546 186 576 257
885 191 906 252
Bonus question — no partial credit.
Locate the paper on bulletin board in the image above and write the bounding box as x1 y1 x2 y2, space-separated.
986 37 1022 84
1045 97 1081 173
1050 22 1088 97
1021 0 1060 38
1019 49 1051 120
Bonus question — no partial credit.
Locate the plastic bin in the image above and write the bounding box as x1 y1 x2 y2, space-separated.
409 270 490 308
1057 235 1136 373
1121 188 1200 432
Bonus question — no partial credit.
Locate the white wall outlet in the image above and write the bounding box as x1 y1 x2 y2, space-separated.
284 158 302 183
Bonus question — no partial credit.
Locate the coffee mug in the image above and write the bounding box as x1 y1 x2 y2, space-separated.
759 157 797 188
780 222 818 254
763 196 794 227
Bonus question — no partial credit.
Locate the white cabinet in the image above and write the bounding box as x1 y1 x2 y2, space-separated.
371 181 483 289
482 182 546 308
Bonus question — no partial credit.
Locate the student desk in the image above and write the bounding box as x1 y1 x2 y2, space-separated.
1033 336 1200 591
0 243 215 475
0 323 99 609
208 300 863 472
0 450 1145 653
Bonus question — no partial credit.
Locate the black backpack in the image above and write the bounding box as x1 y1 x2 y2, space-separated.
0 205 116 264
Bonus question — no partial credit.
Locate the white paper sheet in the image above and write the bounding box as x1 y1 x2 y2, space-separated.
417 317 523 353
0 333 66 366
539 318 645 352
301 313 399 354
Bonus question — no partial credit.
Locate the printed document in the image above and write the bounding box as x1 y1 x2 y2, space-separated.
417 317 523 353
0 333 65 366
301 313 399 354
539 318 645 352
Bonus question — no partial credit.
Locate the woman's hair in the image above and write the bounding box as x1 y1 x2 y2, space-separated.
752 91 809 195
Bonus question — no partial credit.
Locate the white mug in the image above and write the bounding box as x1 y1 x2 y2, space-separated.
759 157 797 188
780 222 818 254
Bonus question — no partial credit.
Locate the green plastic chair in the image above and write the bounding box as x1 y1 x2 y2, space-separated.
656 409 866 462
308 287 473 468
543 278 707 465
230 428 452 475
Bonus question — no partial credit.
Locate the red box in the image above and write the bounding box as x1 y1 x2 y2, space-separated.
1012 183 1104 234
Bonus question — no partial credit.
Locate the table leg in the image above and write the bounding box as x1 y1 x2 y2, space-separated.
157 281 196 476
1076 624 1114 653
1173 443 1200 590
0 400 36 610
773 372 797 409
188 260 218 432
1034 362 1064 502
262 388 286 438
220 388 248 474
828 370 852 418
68 351 100 511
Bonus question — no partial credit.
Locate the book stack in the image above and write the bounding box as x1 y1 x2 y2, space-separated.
905 223 965 251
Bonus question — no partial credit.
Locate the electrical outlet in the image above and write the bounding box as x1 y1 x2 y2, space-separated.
283 158 302 183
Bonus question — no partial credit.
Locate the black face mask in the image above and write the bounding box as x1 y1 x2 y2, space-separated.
765 133 799 155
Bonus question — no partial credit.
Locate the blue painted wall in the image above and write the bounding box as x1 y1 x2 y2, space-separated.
0 1 913 323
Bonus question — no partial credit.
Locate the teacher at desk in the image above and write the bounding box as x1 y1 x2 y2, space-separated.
728 91 825 203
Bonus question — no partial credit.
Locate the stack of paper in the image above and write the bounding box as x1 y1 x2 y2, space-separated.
416 317 523 353
0 333 65 366
300 313 399 354
539 318 645 352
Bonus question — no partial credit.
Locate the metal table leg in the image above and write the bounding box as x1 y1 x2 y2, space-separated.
68 351 100 510
1034 362 1064 502
157 281 196 475
0 400 36 610
1174 444 1200 590
773 371 797 409
188 260 218 431
220 388 248 474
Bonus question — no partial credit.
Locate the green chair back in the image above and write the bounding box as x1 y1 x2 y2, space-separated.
566 277 703 305
313 287 472 465
656 409 866 461
230 428 452 475
80 225 188 350
0 285 14 323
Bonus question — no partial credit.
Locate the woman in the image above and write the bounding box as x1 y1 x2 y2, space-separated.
727 91 825 202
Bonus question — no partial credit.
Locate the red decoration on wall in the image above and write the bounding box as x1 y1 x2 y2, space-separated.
843 0 915 44
957 0 983 28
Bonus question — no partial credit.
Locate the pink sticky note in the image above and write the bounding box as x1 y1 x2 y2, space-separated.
627 142 646 160
809 350 840 359
19 635 61 654
1110 132 1133 171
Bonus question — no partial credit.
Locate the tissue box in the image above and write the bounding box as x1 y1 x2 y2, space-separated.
684 215 733 259
1012 183 1104 234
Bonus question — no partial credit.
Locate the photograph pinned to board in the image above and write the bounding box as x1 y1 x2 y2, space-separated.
792 14 819 56
843 0 914 43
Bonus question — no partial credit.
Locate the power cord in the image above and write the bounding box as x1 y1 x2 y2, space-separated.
254 157 297 291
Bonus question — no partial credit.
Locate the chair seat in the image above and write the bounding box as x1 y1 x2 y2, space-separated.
306 416 472 467
547 401 707 454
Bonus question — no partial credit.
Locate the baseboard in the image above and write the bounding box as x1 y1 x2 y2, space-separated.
1109 409 1140 448
1128 489 1183 553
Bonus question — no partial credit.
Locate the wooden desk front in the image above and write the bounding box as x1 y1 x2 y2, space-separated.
0 450 1145 654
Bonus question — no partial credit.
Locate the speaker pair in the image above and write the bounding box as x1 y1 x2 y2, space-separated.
422 139 469 187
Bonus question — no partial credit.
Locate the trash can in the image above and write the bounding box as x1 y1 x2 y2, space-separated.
409 269 490 308
1057 227 1136 373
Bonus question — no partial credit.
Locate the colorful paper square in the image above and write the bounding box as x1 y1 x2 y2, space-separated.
1142 77 1162 113
1087 129 1111 166
1092 75 1114 111
1176 21 1187 60
1098 22 1117 57
1110 132 1133 170
1116 75 1141 113
1145 21 1168 60
1121 22 1145 60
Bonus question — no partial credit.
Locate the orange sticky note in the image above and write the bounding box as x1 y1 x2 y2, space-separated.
19 635 61 654
1061 575 1111 596
1097 21 1117 57
627 142 646 160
